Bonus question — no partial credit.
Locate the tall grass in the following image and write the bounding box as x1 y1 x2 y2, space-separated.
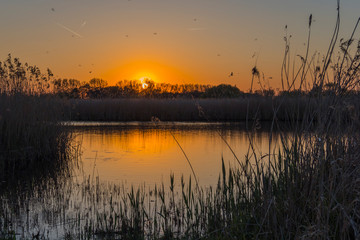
0 55 75 184
63 97 276 122
60 95 360 123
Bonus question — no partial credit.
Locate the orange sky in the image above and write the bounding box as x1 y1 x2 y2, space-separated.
1 0 360 91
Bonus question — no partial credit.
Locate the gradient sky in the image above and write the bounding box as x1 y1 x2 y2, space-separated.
1 0 359 90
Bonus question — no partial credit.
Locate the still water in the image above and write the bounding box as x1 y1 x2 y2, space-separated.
2 122 284 239
71 122 281 188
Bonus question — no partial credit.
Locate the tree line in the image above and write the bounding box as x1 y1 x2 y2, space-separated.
1 54 358 99
53 78 246 98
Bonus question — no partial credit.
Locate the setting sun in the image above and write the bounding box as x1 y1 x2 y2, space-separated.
102 59 195 86
139 76 150 89
138 76 154 83
139 76 151 82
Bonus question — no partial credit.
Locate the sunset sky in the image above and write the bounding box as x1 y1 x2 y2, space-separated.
1 0 359 90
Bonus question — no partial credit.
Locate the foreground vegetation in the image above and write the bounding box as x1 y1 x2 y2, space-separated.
1 1 360 239
0 56 74 184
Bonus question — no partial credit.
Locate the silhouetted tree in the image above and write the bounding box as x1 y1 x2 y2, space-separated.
89 78 108 88
54 78 81 92
202 84 243 98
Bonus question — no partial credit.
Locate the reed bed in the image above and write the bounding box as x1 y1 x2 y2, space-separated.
64 97 276 122
60 95 359 123
0 55 75 185
0 94 76 184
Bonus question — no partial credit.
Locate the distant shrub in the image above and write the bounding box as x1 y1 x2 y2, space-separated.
89 78 108 88
202 84 243 98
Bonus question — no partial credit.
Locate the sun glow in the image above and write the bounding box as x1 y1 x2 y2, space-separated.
139 76 151 82
139 76 151 89
103 59 196 86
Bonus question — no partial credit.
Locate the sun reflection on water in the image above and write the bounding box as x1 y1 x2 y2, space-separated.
72 123 280 188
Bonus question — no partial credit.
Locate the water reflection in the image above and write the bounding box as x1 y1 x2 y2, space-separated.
71 122 281 188
0 122 285 238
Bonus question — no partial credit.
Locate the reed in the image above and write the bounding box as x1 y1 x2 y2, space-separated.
0 55 75 184
60 95 359 123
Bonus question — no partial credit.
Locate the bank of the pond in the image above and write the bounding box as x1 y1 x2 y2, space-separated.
60 95 360 123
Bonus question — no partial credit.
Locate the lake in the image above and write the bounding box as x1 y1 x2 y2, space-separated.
1 121 285 239
70 121 282 188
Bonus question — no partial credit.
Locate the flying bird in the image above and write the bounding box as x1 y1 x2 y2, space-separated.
229 72 234 77
51 8 55 12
